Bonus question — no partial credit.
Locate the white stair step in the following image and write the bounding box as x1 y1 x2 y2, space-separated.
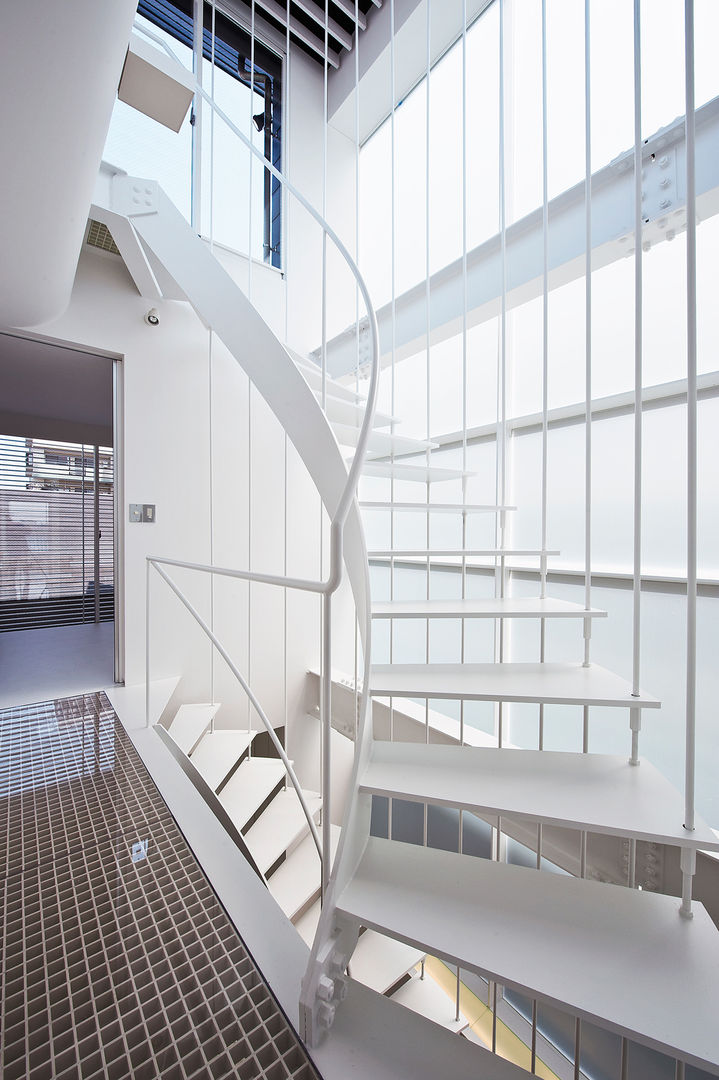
332 423 437 456
370 662 661 709
336 837 719 1075
361 461 471 482
244 787 322 876
390 971 467 1033
368 549 559 559
361 501 516 514
349 930 425 995
372 597 605 620
287 347 366 403
360 742 719 851
188 729 256 791
166 703 219 755
319 392 396 429
270 824 341 920
218 757 287 831
295 898 321 946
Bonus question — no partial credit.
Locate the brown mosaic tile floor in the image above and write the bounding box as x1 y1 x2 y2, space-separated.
0 692 319 1080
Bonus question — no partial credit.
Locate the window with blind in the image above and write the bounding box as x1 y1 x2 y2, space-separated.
0 436 114 633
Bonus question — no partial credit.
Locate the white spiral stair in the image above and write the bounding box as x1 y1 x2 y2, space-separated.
300 454 719 1078
93 149 719 1073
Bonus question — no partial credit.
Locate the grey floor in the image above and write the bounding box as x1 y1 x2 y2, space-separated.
0 621 115 709
0 692 318 1080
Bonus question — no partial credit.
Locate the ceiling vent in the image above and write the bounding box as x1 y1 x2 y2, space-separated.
86 219 120 256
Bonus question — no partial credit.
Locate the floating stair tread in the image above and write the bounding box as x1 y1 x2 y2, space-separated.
188 730 256 791
390 972 467 1033
361 502 517 514
218 757 287 832
372 598 606 620
319 392 395 429
166 703 219 755
360 461 471 482
270 824 341 920
361 743 719 850
333 423 437 455
350 930 425 995
244 787 322 876
288 347 366 403
337 837 719 1075
370 662 661 709
369 549 559 559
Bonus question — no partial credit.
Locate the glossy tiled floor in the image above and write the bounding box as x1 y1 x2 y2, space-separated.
0 693 319 1080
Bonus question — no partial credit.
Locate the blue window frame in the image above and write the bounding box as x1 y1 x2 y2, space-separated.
138 0 283 268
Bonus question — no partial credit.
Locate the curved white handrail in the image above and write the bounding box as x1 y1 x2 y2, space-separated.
132 22 380 540
133 22 379 892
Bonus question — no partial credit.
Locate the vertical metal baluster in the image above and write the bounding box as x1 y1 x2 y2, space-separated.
683 0 698 871
531 999 538 1073
573 1017 582 1080
629 0 644 766
539 0 549 753
581 0 592 781
93 445 100 624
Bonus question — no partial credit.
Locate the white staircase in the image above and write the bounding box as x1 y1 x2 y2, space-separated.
299 442 719 1078
95 147 719 1073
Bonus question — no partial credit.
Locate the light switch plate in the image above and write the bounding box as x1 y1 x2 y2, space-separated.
142 504 156 523
129 504 143 522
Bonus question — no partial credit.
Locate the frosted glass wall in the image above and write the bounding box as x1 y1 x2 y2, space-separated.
360 0 719 826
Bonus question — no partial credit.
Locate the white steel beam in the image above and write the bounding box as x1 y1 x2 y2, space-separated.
322 97 719 378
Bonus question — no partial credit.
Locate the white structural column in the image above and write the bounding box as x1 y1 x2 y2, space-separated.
629 0 643 771
682 0 698 918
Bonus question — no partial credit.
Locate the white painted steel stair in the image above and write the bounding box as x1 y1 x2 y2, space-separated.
219 757 288 831
166 703 219 755
244 787 323 876
360 742 719 851
336 836 719 1074
188 729 256 791
98 144 719 1073
300 395 719 1077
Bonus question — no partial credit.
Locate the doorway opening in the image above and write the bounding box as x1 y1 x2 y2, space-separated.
0 332 119 708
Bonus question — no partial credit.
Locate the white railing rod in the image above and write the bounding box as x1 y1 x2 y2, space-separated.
539 0 549 750
684 0 697 837
248 0 255 299
496 0 507 750
630 0 643 765
583 0 592 662
149 554 333 596
460 0 468 738
150 559 323 862
424 0 432 752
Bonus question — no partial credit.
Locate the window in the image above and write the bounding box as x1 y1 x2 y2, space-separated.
105 0 282 266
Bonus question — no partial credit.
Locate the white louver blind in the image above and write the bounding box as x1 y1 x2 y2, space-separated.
0 436 114 633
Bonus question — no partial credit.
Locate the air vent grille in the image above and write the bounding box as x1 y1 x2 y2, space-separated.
86 219 120 256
